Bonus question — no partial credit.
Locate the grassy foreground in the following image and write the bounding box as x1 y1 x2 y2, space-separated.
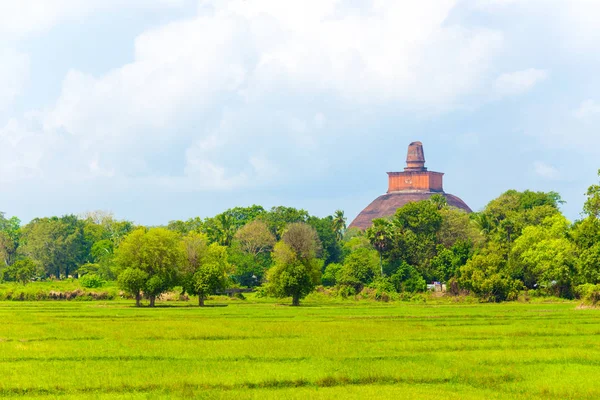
0 298 599 399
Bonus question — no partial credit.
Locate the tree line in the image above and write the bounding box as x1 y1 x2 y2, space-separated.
2 172 600 305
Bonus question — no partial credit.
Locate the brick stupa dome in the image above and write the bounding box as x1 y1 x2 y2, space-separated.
349 141 472 230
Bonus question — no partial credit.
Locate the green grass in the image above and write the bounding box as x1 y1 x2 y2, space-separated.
0 295 599 399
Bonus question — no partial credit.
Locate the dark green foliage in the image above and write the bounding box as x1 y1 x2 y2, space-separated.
262 206 309 239
19 215 87 278
321 262 341 287
308 216 341 265
389 263 426 293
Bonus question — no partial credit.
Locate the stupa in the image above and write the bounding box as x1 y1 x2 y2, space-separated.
349 141 472 230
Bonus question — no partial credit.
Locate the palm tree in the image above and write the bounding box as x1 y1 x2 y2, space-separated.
366 219 391 277
332 210 347 241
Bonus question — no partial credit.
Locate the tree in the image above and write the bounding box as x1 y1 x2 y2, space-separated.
336 248 379 293
229 221 276 287
0 213 20 267
267 241 322 306
179 233 230 306
584 170 600 218
383 201 443 280
115 228 182 307
0 258 40 284
281 223 322 261
204 213 237 246
366 219 392 277
19 216 86 278
332 210 347 241
511 214 577 297
437 207 483 249
307 216 341 265
262 206 309 239
459 252 521 302
189 245 230 306
389 262 426 293
167 217 204 235
118 268 148 307
233 220 276 258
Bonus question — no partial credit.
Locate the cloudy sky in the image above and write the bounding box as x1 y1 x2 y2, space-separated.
1 0 599 224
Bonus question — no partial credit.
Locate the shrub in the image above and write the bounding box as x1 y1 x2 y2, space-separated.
322 263 341 287
576 284 600 306
79 274 105 289
390 263 426 293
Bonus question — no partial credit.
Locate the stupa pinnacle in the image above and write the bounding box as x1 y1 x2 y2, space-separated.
349 141 471 230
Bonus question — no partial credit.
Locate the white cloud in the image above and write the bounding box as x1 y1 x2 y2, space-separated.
533 161 560 180
0 48 30 109
0 0 186 38
574 100 600 119
494 68 548 96
0 0 507 191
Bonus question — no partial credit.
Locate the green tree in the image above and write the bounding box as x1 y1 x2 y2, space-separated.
115 228 182 307
584 170 600 218
308 216 341 265
262 206 309 239
336 247 379 293
389 262 426 293
267 241 322 306
19 216 86 278
511 214 577 297
366 218 393 277
459 251 521 302
118 268 148 307
0 213 20 267
332 210 347 241
0 258 40 284
230 221 275 287
179 232 230 306
167 217 204 235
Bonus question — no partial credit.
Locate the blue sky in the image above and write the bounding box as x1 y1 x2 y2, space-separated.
1 0 599 225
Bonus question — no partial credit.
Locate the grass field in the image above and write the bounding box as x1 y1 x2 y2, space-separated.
1 297 599 399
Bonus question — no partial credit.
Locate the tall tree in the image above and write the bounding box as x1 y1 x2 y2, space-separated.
19 216 86 278
267 241 322 306
115 228 182 307
332 210 347 241
179 232 230 306
268 223 322 305
0 213 21 267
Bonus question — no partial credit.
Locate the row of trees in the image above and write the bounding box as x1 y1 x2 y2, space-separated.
2 172 600 305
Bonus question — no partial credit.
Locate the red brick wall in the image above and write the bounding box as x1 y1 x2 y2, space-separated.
387 171 444 192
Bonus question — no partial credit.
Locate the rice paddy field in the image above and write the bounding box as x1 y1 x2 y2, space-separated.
1 297 599 399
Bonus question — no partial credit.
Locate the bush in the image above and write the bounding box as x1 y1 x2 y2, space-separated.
79 274 105 289
336 284 356 298
322 263 341 287
390 263 426 293
576 284 600 306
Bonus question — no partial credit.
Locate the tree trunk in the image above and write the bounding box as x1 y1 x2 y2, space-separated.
149 295 156 307
292 293 300 306
199 294 205 307
135 292 141 307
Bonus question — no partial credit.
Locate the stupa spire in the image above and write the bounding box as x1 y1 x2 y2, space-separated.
405 141 426 172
